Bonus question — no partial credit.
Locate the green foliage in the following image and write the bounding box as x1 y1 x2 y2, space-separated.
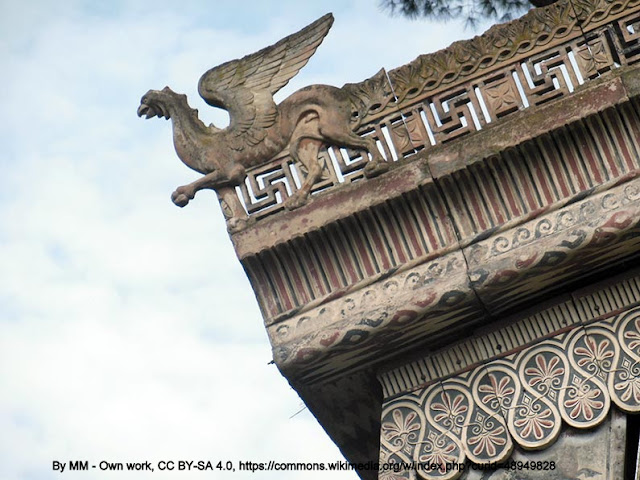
380 0 549 26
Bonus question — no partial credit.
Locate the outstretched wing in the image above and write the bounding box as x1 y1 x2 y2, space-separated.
197 13 334 150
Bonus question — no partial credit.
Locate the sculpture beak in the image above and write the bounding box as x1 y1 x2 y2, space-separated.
137 103 151 118
137 102 170 120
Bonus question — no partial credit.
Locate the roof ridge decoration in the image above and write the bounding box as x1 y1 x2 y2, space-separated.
138 0 640 229
232 0 640 226
379 307 640 479
371 0 639 119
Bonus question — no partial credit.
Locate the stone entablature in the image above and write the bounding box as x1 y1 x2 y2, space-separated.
234 22 640 351
254 92 640 384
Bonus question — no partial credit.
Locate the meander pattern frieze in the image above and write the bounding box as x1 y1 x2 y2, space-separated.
384 0 638 114
379 307 640 479
233 2 640 221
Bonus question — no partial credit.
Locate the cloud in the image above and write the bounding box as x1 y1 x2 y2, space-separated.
0 1 491 479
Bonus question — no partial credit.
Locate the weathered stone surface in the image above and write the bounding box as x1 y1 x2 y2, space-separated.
241 5 640 474
231 161 433 259
257 158 640 385
427 73 634 179
221 0 640 228
379 270 640 398
232 65 640 261
465 176 640 313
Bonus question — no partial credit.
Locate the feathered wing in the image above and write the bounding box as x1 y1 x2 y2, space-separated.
197 13 334 150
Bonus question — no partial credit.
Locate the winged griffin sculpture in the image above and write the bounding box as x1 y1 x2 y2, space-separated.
137 13 388 224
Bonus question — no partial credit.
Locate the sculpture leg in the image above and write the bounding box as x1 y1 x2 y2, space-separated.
361 135 390 178
285 137 323 210
171 165 244 207
320 126 389 178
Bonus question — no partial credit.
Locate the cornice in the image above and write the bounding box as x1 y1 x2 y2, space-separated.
269 176 640 383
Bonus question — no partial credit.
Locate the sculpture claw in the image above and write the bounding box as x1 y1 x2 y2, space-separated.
284 193 309 211
171 185 195 207
364 160 389 178
172 193 190 207
227 217 249 233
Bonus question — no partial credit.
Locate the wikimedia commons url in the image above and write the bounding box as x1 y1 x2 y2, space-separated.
52 459 556 474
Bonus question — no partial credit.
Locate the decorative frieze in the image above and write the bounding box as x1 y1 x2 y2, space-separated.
243 94 640 323
244 182 456 321
269 250 480 383
380 272 640 399
379 306 640 479
265 174 640 383
438 98 640 241
245 184 456 325
465 174 640 312
379 299 581 398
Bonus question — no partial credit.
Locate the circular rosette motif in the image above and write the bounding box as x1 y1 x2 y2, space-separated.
381 403 425 467
565 330 611 427
416 430 464 479
610 312 640 412
467 368 514 463
378 307 640 479
510 348 563 448
418 386 468 479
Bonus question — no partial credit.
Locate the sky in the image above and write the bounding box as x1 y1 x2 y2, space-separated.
0 1 498 479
